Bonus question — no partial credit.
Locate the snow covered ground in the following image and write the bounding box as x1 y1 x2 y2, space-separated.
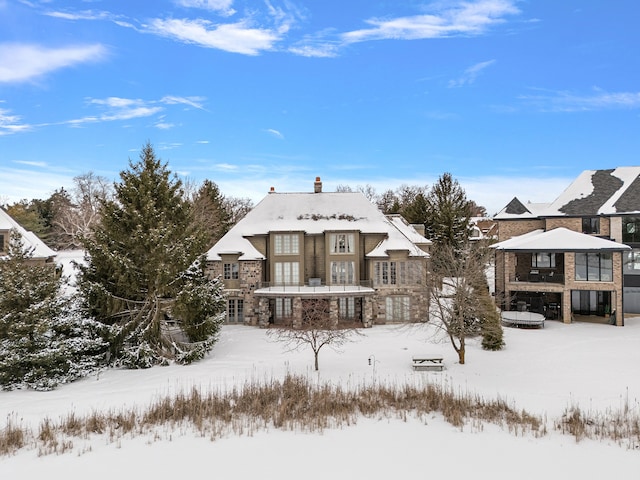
2 319 640 478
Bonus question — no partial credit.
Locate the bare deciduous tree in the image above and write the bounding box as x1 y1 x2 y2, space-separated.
429 241 498 364
224 195 253 225
267 299 360 371
52 172 113 249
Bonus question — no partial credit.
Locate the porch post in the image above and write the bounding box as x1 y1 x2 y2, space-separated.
561 290 572 324
258 297 270 328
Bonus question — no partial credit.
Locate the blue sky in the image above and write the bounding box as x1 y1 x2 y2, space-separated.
1 0 639 215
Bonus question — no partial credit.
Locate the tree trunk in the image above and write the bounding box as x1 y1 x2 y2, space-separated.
458 339 466 364
314 351 319 371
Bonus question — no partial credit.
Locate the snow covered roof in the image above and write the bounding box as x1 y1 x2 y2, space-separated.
494 198 552 220
0 207 57 260
495 167 640 219
491 227 631 252
206 190 430 261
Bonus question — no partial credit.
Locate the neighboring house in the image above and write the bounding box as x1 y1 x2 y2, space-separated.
492 167 640 326
205 178 431 327
469 216 497 242
0 207 57 265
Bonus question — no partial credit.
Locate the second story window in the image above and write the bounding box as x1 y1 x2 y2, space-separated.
330 233 354 254
331 261 355 284
531 253 555 268
575 252 612 282
582 217 600 235
274 234 299 255
223 262 239 280
623 217 640 243
275 262 299 285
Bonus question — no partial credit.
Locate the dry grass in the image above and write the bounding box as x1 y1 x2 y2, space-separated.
1 374 638 457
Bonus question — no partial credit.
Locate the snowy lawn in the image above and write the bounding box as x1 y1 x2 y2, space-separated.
2 319 640 478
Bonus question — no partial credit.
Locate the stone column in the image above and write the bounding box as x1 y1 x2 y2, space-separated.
362 297 373 328
258 298 270 328
329 297 339 327
292 297 303 329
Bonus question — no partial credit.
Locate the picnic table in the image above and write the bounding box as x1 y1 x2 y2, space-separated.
412 355 444 371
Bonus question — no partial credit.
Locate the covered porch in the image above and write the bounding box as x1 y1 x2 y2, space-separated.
493 227 629 326
253 284 376 328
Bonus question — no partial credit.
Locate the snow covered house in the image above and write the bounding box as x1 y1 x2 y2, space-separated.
0 207 57 265
206 178 431 327
492 167 640 326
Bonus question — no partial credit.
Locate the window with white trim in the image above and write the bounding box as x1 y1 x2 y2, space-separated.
274 262 299 285
275 298 293 318
330 233 355 254
331 261 355 284
227 299 244 323
374 261 423 286
223 262 239 280
338 297 355 319
385 296 410 321
274 234 299 255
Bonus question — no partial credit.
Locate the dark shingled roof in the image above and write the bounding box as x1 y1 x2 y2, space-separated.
614 174 640 213
504 197 531 215
559 169 623 215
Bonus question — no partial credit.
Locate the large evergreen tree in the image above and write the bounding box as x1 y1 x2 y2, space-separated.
77 143 225 368
0 230 108 390
424 173 473 251
191 179 232 250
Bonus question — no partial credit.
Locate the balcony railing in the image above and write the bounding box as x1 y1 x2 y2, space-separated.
257 280 373 292
509 272 564 284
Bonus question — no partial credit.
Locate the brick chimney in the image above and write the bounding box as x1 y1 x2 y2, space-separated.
314 176 322 193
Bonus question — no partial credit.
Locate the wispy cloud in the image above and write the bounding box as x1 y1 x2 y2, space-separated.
0 43 108 83
86 97 164 122
0 94 208 136
175 0 236 16
0 108 31 135
147 18 280 55
44 9 115 21
66 95 206 127
342 0 519 43
519 88 640 112
155 116 176 130
293 0 519 57
13 160 47 168
448 59 496 88
265 128 284 139
161 95 207 110
215 163 239 171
